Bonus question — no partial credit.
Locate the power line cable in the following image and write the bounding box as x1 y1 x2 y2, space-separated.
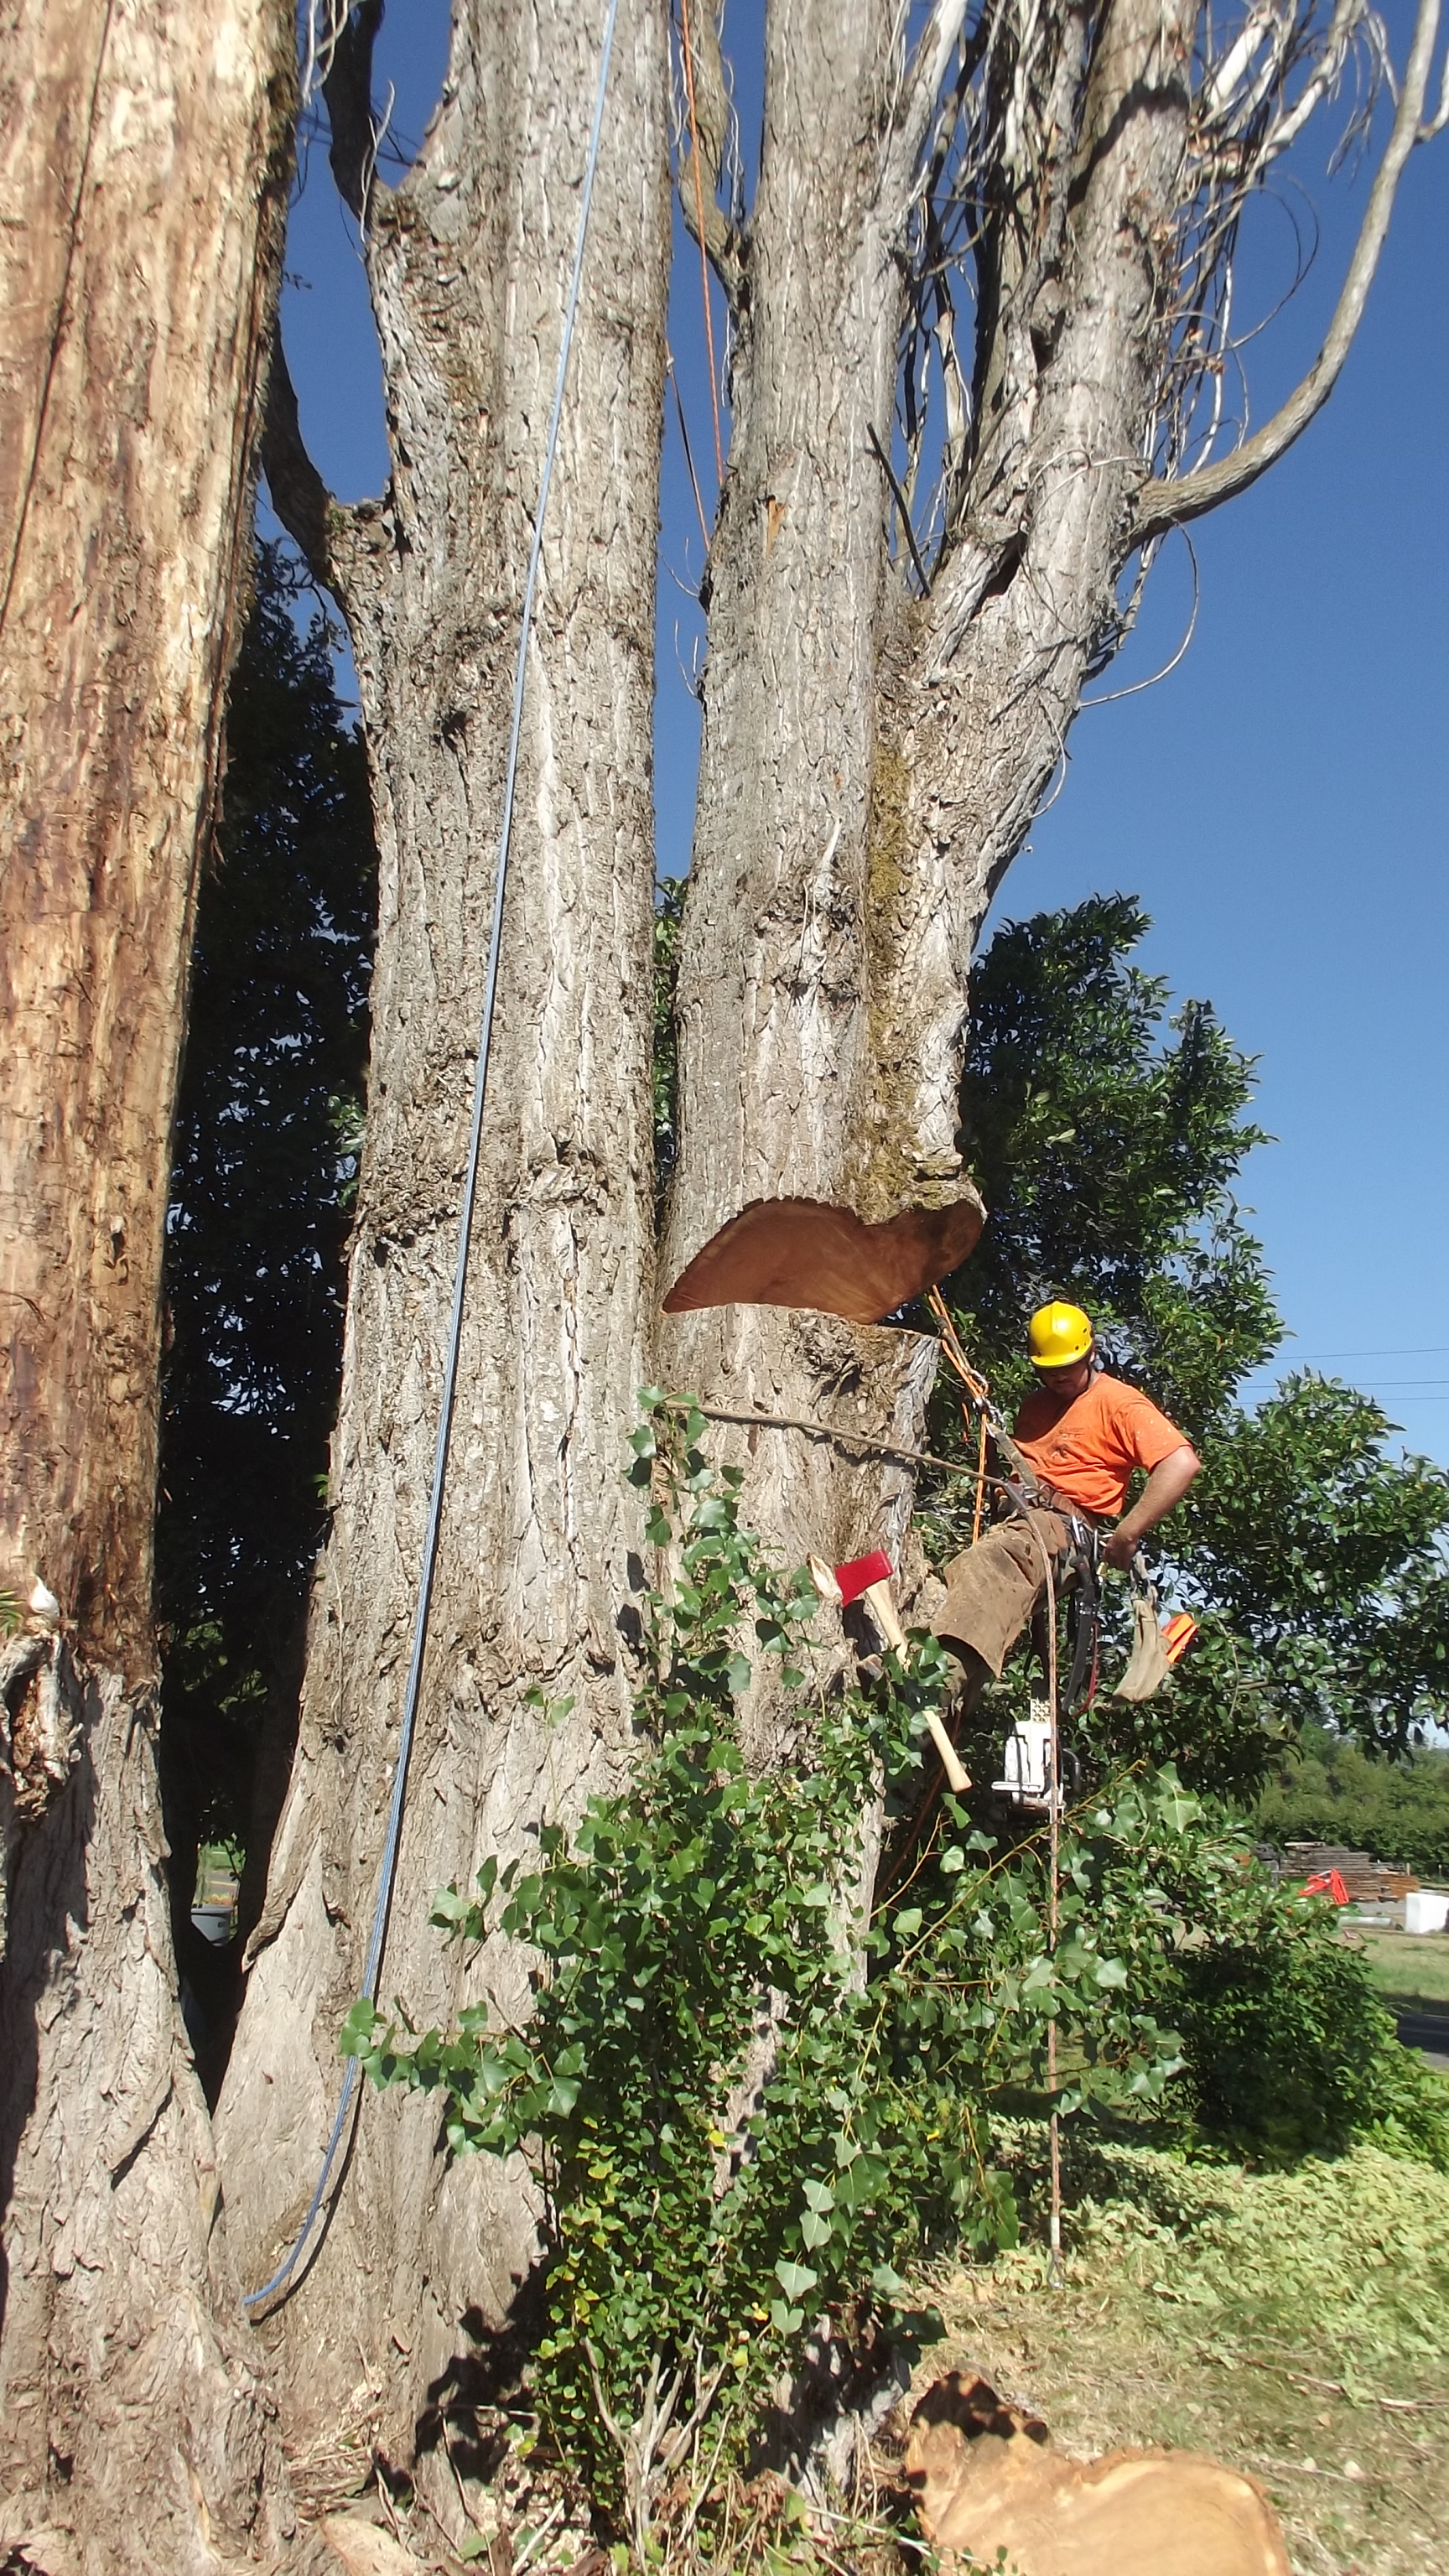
243 0 622 2310
1241 1346 1449 1367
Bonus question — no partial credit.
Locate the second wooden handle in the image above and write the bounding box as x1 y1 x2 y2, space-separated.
925 1706 970 1794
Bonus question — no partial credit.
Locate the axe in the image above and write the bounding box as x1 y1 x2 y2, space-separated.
808 1550 970 1794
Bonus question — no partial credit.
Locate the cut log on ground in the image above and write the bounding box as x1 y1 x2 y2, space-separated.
905 2371 1291 2576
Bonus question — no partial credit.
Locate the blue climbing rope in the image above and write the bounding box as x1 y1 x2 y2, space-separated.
244 0 622 2311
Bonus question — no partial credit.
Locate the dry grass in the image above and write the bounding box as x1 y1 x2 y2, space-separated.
285 2137 1449 2573
916 2139 1449 2576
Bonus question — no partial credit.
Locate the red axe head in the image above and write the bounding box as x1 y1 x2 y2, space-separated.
808 1549 893 1610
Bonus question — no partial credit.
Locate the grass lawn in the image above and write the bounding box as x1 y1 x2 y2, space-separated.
1349 1924 1449 2011
918 2137 1449 2576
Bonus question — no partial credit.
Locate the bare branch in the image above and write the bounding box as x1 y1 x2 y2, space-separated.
1249 0 1368 169
1135 0 1443 542
321 0 384 220
299 0 353 113
869 422 932 593
675 0 745 309
1425 36 1449 129
889 0 974 193
261 330 338 589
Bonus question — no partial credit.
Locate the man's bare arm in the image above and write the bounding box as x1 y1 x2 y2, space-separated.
1101 1444 1201 1571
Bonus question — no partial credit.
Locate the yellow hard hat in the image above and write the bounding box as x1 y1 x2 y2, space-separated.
1027 1301 1093 1368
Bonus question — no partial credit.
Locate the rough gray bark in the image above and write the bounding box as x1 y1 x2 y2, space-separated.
0 0 296 2563
659 0 1440 1597
216 0 669 2490
660 0 979 1613
215 0 1438 2521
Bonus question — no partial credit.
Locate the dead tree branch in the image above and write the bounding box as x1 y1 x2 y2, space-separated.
887 0 975 200
261 330 338 589
1135 0 1442 539
322 0 384 219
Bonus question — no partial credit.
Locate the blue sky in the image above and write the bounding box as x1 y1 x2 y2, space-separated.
278 0 1448 1462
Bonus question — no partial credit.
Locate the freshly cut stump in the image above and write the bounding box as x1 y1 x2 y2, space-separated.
661 1192 984 1323
905 2372 1291 2576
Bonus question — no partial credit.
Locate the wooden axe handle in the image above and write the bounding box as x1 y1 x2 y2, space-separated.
864 1579 971 1793
862 1576 907 1654
925 1708 970 1795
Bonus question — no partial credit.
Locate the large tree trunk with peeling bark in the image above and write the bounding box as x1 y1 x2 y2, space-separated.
0 0 295 2566
220 0 1439 2522
660 0 1441 1601
216 0 668 2503
662 0 1198 1593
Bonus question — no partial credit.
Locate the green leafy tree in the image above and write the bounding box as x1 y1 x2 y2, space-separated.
158 541 377 1960
949 893 1279 1436
1258 1721 1449 1878
1172 1382 1449 1764
930 896 1449 1792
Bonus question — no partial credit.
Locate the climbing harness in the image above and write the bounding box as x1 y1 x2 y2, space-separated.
244 0 623 2313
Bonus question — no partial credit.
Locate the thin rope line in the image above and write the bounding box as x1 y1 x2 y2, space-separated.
668 347 713 553
662 1394 1019 1488
244 0 621 2310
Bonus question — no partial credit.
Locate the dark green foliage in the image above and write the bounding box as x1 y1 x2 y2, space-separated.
928 894 1449 1789
951 893 1279 1436
1174 1380 1449 1762
158 543 377 1867
1258 1722 1449 1877
653 874 684 1206
1166 1900 1449 2170
1041 1780 1449 2169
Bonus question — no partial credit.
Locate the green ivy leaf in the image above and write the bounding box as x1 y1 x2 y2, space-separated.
773 2259 818 2302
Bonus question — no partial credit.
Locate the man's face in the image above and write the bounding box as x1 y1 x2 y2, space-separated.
1032 1350 1093 1401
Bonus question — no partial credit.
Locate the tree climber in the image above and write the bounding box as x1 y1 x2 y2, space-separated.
932 1302 1201 1701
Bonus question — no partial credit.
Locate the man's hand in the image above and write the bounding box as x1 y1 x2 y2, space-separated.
1103 1442 1201 1573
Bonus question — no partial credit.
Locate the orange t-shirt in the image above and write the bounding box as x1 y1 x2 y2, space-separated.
1013 1371 1187 1519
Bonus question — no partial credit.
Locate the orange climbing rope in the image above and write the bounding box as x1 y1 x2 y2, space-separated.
927 1285 993 1540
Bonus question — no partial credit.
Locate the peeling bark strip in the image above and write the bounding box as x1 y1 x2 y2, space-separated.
0 0 295 2563
0 0 293 1673
219 0 669 2473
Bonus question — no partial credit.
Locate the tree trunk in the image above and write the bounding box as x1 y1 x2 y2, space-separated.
216 0 669 2484
0 0 295 2563
216 0 1436 2512
661 0 1197 1612
660 0 964 1639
